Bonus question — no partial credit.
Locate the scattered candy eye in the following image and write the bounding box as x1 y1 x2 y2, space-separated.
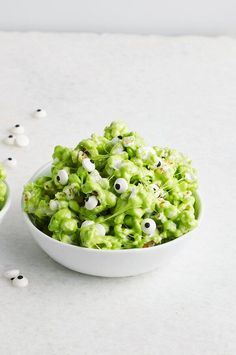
33 109 47 118
49 200 60 211
56 170 69 185
12 275 29 288
81 220 94 228
4 157 17 168
85 195 98 210
4 134 15 145
114 178 128 194
141 218 156 235
15 135 29 147
10 124 24 134
95 224 106 236
82 158 95 172
4 269 20 279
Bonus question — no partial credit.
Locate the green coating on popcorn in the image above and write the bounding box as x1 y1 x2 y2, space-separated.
23 121 199 249
0 164 7 210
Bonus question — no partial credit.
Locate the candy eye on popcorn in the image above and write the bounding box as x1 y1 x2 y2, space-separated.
141 218 156 235
82 158 95 172
85 195 98 210
114 178 128 194
23 121 199 250
56 169 69 185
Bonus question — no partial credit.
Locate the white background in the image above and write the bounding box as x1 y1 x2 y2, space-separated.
0 32 235 355
0 0 236 34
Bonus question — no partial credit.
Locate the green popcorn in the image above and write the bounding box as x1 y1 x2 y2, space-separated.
23 121 199 249
104 121 129 140
48 208 78 244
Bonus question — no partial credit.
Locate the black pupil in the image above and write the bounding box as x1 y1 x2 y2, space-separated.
157 161 161 167
37 109 41 112
9 135 13 138
115 183 120 190
15 124 20 127
90 159 94 164
85 197 89 202
117 135 122 139
56 175 60 181
17 275 23 279
145 223 150 228
8 158 12 160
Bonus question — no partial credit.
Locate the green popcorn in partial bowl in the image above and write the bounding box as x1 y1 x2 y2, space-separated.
23 121 200 250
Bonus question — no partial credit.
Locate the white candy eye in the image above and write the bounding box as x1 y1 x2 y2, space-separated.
15 135 30 147
156 157 162 168
85 195 98 210
114 178 128 194
49 200 60 211
4 157 17 168
95 224 106 236
12 275 29 288
81 220 94 228
141 218 156 235
4 269 20 279
56 170 68 185
4 134 15 145
33 109 47 118
10 124 24 134
82 158 95 172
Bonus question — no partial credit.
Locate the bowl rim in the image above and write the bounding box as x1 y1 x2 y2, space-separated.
0 181 11 218
22 161 202 254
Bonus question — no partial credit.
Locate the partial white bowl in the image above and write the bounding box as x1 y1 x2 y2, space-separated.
22 162 201 277
0 182 11 225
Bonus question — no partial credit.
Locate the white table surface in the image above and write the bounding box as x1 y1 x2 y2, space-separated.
0 33 235 355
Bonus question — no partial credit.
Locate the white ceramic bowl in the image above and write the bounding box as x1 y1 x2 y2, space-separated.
22 163 201 277
0 182 11 225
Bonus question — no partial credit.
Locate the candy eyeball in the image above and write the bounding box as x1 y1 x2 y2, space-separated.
4 134 15 145
56 170 69 185
156 157 162 168
95 224 106 236
15 135 29 147
4 157 17 168
82 158 95 172
10 124 24 134
81 220 94 228
114 178 129 194
33 109 47 118
141 218 156 235
85 195 98 210
12 275 29 288
4 269 20 279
